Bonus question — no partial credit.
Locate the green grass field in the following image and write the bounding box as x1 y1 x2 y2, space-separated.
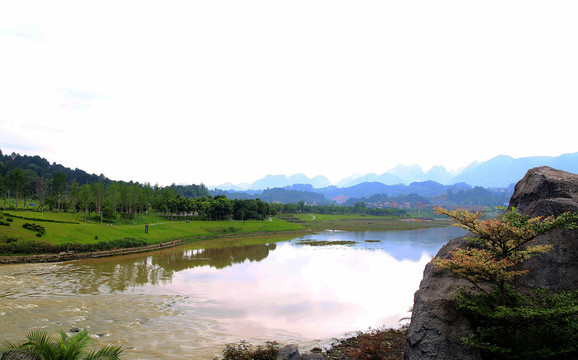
0 210 306 249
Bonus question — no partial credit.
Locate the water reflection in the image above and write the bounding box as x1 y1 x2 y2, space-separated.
290 228 457 261
0 226 466 360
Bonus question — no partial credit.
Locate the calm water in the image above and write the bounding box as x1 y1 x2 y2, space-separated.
0 226 465 359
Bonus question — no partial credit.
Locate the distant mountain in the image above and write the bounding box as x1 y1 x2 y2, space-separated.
426 166 454 185
249 174 290 190
387 164 426 183
336 173 363 187
316 180 474 201
213 182 251 191
452 153 578 188
213 152 578 190
307 175 332 188
233 173 332 191
549 152 578 174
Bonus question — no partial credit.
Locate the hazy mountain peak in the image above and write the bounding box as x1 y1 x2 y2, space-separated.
386 164 426 184
426 165 453 185
218 152 578 190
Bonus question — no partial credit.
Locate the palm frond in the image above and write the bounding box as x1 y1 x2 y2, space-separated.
83 344 124 360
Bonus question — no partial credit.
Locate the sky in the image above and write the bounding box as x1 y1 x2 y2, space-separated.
1 1 577 187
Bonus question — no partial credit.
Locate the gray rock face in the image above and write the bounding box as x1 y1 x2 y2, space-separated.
404 166 578 359
509 167 578 291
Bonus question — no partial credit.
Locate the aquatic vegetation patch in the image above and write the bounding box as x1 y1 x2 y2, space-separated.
295 239 357 246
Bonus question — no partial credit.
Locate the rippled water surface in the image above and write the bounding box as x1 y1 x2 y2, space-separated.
0 226 465 359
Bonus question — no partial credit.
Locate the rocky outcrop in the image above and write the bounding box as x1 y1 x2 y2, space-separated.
508 167 578 291
404 166 578 359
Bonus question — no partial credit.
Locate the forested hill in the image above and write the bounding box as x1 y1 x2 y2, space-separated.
0 150 209 199
0 150 108 185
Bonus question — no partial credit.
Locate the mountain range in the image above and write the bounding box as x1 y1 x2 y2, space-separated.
212 152 578 191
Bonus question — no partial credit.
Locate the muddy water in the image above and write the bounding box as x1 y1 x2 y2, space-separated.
0 227 465 359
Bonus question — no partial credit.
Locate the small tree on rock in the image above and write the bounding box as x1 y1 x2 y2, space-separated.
433 207 578 359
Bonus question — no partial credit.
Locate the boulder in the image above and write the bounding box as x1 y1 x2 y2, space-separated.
277 344 301 360
404 166 578 359
508 167 578 291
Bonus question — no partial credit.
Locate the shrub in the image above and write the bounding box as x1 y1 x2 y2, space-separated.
0 240 57 255
22 223 46 233
347 328 407 360
0 237 148 255
120 212 133 221
221 341 279 360
102 207 116 221
0 329 123 359
456 286 578 359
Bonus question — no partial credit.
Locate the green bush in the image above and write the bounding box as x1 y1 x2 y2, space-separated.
0 240 56 254
455 285 578 359
120 212 133 221
22 222 46 233
1 212 76 224
0 237 148 255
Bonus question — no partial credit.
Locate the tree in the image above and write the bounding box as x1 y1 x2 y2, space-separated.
78 184 93 214
0 174 6 209
433 207 578 358
0 329 123 360
21 169 36 210
106 182 121 213
35 176 48 213
51 172 68 212
70 183 80 222
91 182 105 223
8 167 25 210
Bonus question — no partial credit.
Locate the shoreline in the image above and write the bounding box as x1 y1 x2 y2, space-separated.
0 229 311 265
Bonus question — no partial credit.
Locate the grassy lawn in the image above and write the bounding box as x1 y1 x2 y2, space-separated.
0 210 306 250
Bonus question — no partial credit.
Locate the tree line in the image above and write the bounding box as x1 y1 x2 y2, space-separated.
0 166 279 221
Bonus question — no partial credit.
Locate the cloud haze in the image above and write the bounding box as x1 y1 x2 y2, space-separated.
1 1 577 186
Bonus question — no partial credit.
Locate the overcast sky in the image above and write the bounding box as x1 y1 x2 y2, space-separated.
1 1 577 187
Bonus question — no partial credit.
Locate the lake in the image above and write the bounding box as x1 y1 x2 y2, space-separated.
0 226 466 359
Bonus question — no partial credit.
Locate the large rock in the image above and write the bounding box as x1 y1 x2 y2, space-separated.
509 167 578 291
404 166 578 359
277 345 301 360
